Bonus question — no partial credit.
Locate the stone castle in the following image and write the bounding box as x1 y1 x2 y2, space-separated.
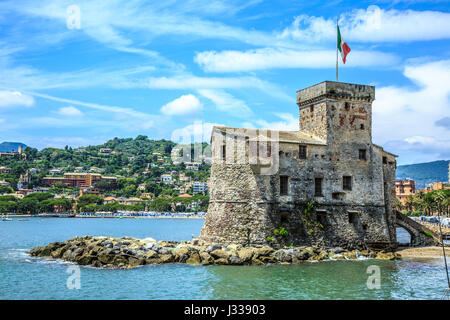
199 81 399 250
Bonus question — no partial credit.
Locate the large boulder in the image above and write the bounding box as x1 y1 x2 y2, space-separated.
229 256 243 265
77 255 95 266
199 251 213 265
273 249 293 263
375 252 398 260
253 246 274 258
237 248 254 262
128 256 145 267
210 249 231 260
186 253 202 265
206 243 222 253
159 254 174 264
214 258 229 265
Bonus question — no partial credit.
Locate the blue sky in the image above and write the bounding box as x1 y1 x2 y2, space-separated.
0 0 449 165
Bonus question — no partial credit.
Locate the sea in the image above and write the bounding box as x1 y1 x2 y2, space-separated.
0 217 448 300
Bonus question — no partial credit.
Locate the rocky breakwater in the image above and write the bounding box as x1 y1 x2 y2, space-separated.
28 236 402 269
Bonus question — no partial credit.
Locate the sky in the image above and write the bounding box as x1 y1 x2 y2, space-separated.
0 0 449 165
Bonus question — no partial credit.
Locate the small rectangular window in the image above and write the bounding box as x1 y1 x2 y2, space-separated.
267 142 272 158
280 176 289 196
348 212 357 224
222 145 226 161
314 178 323 196
359 149 366 160
299 145 307 159
345 102 350 110
343 176 352 191
383 156 387 164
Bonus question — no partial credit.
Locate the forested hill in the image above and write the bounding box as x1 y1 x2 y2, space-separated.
396 160 449 189
0 135 210 193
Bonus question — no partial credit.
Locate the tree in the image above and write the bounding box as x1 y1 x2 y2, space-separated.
24 192 54 202
17 198 39 214
404 195 415 213
149 197 171 212
0 186 14 194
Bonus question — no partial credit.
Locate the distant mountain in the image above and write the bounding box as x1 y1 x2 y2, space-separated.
396 160 449 189
0 142 27 153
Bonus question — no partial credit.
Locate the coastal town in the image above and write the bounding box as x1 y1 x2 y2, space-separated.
0 138 210 216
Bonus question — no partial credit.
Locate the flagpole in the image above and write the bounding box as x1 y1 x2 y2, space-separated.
336 18 338 82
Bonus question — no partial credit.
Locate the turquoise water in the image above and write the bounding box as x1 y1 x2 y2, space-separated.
0 218 448 300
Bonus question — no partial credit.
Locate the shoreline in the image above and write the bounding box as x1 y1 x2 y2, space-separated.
2 215 205 219
395 246 449 262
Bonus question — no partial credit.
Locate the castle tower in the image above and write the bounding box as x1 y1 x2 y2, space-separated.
297 81 374 144
200 81 397 249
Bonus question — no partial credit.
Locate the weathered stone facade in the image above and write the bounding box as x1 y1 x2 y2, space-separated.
200 81 399 250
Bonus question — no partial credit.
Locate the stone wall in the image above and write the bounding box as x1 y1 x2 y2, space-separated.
199 81 399 250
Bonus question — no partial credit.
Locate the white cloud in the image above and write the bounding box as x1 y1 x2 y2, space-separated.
384 136 450 164
280 5 450 43
198 89 253 117
8 0 278 57
372 59 450 163
27 91 157 119
56 106 83 116
160 94 203 116
0 90 34 108
195 48 398 72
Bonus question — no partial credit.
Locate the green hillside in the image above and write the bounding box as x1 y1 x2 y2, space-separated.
0 136 210 196
396 160 449 189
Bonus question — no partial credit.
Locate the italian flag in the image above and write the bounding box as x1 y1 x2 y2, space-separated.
337 25 351 64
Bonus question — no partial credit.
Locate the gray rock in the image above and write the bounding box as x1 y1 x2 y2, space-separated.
206 243 221 253
144 243 161 252
158 247 171 255
229 256 243 265
331 247 345 254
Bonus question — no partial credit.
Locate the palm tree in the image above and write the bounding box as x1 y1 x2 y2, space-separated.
405 195 415 214
394 197 403 212
414 191 425 214
433 190 447 215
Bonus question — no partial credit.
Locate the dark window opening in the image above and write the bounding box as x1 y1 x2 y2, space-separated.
280 210 290 223
359 149 366 160
360 123 365 130
298 145 306 159
267 142 272 158
314 178 323 197
310 105 314 112
345 102 350 110
317 212 327 226
331 192 344 200
383 156 387 164
348 212 358 224
343 176 352 191
280 176 289 196
222 145 226 161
